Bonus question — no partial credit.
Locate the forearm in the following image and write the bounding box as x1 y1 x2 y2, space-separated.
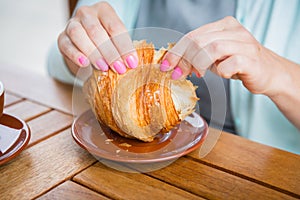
266 57 300 130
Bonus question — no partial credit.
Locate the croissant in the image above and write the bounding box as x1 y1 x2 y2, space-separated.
83 41 198 142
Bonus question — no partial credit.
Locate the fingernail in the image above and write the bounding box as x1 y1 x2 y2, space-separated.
171 66 183 80
113 60 126 74
95 58 108 71
126 55 138 69
78 56 89 66
160 59 170 71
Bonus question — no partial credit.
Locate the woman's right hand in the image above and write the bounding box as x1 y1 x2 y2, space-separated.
58 2 138 74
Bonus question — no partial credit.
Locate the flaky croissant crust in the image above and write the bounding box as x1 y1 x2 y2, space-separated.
84 41 198 142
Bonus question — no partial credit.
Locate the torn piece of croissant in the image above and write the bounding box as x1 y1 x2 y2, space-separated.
83 40 198 142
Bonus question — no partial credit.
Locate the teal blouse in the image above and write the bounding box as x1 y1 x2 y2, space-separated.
232 0 300 154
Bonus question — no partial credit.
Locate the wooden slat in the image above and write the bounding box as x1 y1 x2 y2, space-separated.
189 130 300 196
0 64 73 114
74 162 204 200
4 100 51 121
1 62 300 199
4 92 22 107
0 128 96 200
147 157 297 200
37 181 110 200
27 110 73 146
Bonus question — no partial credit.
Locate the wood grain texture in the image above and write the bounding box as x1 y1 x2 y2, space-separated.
37 181 110 200
0 128 96 200
27 110 73 146
0 64 73 114
147 157 297 200
4 100 51 121
189 131 300 196
74 162 204 200
4 92 22 107
1 62 300 200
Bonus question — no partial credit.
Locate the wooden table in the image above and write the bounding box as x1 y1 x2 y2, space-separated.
0 64 299 200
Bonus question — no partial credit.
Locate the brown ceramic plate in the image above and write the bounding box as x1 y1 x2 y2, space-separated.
72 110 208 163
0 113 30 165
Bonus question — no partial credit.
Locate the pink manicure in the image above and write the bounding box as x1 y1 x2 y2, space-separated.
160 59 170 71
126 55 138 69
171 66 183 80
113 60 127 74
78 56 89 66
95 58 109 71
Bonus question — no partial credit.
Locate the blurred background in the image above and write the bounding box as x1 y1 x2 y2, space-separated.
0 0 69 75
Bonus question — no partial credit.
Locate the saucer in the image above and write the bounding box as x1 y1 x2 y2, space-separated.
72 110 208 163
0 113 30 165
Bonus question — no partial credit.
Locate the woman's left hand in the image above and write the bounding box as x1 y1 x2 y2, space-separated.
161 16 286 97
161 16 300 129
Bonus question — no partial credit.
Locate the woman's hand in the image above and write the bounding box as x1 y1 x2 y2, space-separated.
161 16 300 129
58 2 138 75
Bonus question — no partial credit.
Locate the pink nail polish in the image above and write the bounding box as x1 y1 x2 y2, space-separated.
171 67 183 80
78 56 89 66
160 59 170 71
113 61 126 74
126 55 138 69
95 58 109 71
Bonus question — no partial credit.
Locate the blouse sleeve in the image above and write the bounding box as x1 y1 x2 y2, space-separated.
47 43 76 85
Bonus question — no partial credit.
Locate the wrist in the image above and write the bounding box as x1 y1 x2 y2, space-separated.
265 57 300 101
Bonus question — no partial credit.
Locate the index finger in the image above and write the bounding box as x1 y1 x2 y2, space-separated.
97 2 138 68
160 16 241 72
160 35 193 71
